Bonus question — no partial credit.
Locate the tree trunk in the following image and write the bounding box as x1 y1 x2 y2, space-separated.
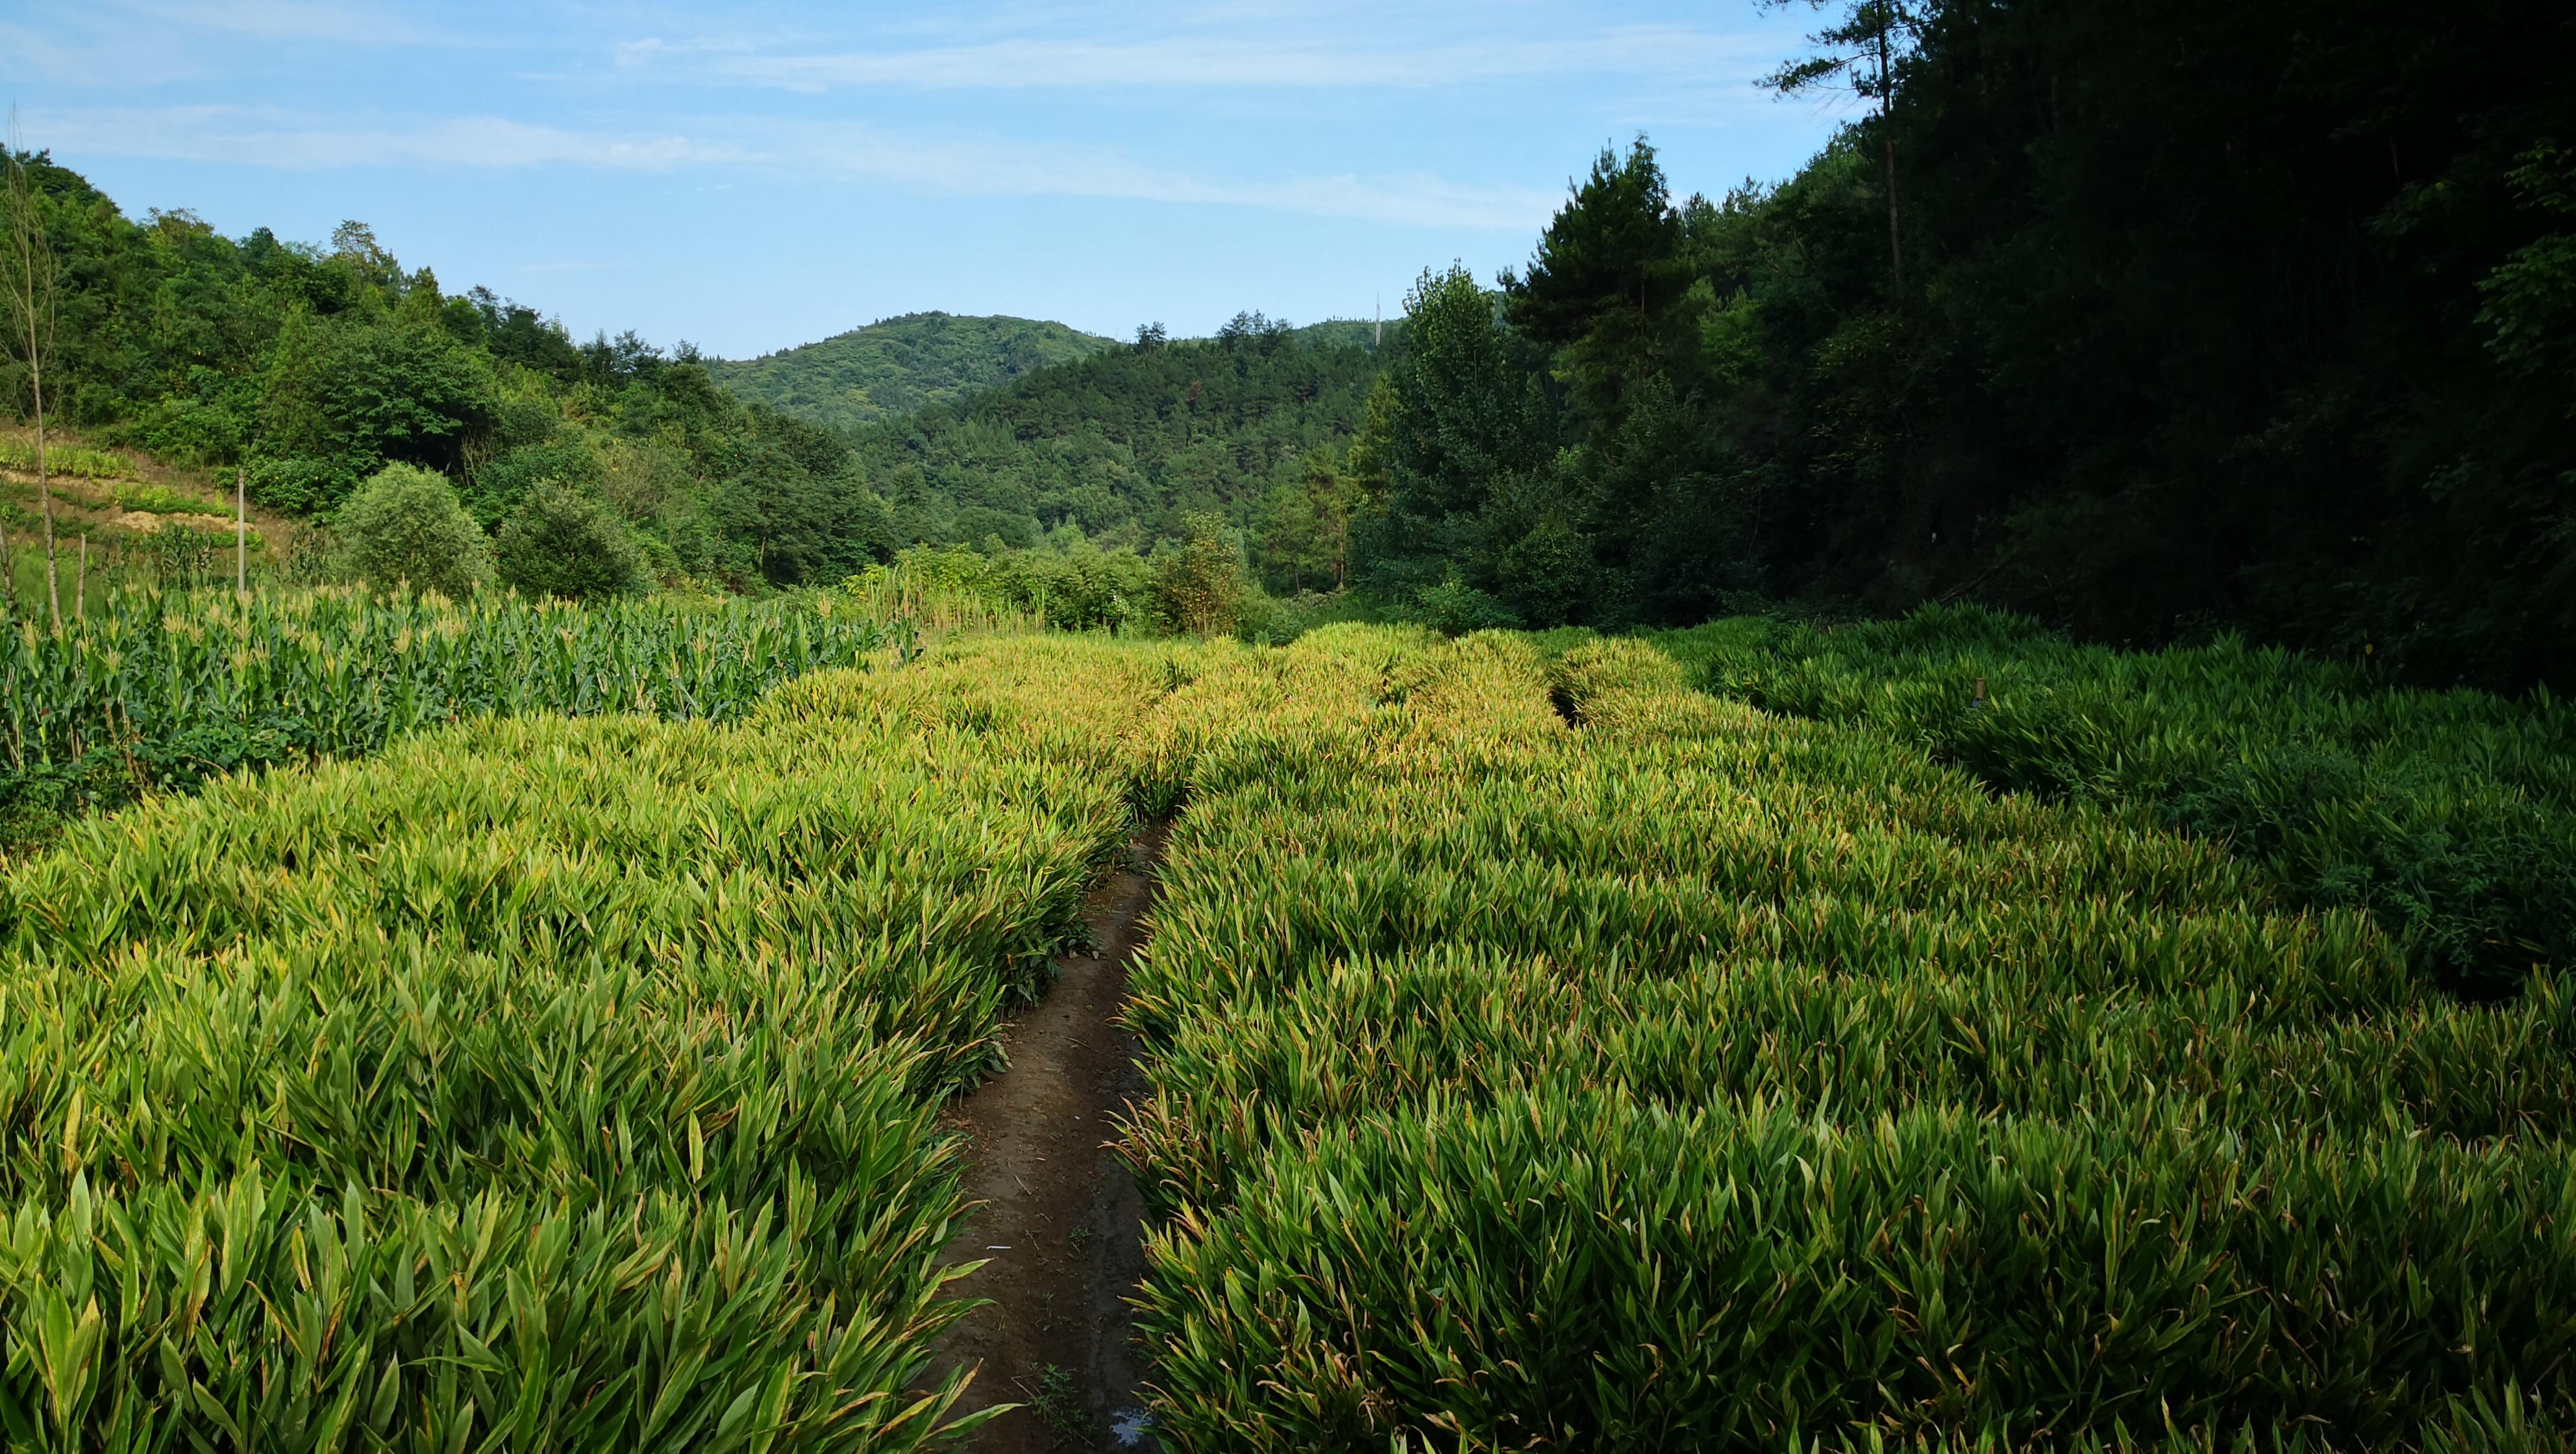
1879 23 1903 285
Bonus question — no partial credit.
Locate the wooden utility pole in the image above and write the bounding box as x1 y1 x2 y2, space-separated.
236 466 247 595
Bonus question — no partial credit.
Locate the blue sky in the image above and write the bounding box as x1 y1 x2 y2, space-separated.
3 1 1853 358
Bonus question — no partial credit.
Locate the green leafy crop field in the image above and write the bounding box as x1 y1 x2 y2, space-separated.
1 617 2568 1450
0 633 1183 1449
1119 627 2573 1451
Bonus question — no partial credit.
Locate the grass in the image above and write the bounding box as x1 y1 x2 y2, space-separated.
1033 1364 1089 1449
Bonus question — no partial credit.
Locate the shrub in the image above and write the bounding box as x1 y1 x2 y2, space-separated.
1150 514 1246 636
495 482 647 600
334 462 492 597
1413 569 1520 635
246 454 356 513
465 437 604 524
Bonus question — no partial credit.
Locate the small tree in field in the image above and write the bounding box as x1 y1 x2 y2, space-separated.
337 462 491 598
1151 513 1245 637
495 482 647 601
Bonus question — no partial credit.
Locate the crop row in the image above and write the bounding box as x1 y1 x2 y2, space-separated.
0 633 1178 1451
1653 606 2576 996
1117 626 2576 1451
1 584 909 846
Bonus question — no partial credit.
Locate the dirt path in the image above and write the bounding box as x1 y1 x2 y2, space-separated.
928 823 1167 1452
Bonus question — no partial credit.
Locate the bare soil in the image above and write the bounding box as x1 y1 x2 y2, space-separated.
928 822 1167 1452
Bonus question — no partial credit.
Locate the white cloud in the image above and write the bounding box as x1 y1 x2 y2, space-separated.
108 0 452 45
623 24 1775 93
29 103 1546 229
32 106 752 169
778 123 1554 229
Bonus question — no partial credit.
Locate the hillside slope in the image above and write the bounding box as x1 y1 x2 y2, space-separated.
708 313 1122 430
858 318 1392 552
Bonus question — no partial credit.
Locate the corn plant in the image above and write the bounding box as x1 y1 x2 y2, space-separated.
0 585 914 846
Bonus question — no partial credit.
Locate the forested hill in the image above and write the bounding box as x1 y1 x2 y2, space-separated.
858 314 1390 556
0 153 891 592
1344 1 2574 689
705 312 1120 431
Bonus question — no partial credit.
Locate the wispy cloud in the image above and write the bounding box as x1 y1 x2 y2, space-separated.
108 0 456 45
777 123 1554 229
27 103 1549 230
618 24 1774 93
0 18 198 86
32 106 750 169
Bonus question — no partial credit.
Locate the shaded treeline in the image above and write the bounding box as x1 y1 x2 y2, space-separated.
1353 0 2574 687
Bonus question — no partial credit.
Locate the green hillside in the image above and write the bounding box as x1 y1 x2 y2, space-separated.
858 314 1392 567
706 312 1121 430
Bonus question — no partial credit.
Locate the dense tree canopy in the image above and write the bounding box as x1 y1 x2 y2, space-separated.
0 154 886 591
10 0 2569 680
1345 0 2574 686
706 312 1121 430
851 316 1390 571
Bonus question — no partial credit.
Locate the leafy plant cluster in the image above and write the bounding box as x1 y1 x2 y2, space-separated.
843 513 1340 643
0 582 904 852
1344 2 2575 689
0 632 1186 1449
1108 625 2576 1449
0 440 123 480
1657 604 2576 996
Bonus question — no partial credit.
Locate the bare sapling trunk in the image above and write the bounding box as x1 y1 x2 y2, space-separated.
34 360 55 627
236 466 247 595
1879 20 1902 284
3 127 62 628
74 530 85 624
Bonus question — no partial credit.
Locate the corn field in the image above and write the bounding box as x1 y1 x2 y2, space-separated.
1 585 914 846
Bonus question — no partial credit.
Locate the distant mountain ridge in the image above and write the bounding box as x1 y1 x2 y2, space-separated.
706 312 1121 431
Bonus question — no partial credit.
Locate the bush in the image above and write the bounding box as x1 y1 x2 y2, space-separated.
1150 514 1246 636
247 455 358 514
334 463 491 598
495 483 647 601
466 438 603 525
1413 569 1521 635
1235 588 1378 645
